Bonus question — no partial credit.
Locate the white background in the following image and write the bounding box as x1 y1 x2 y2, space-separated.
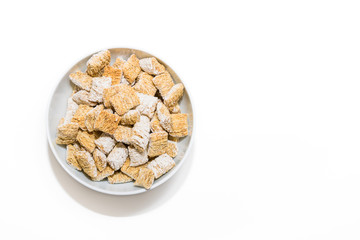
1 0 360 239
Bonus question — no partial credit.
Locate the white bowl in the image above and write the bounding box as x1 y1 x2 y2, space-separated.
47 48 194 195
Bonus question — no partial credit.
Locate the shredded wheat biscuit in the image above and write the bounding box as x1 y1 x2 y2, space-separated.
112 57 126 69
113 125 133 144
122 54 141 84
121 158 148 180
148 131 168 158
64 97 79 124
74 151 97 178
86 50 111 77
120 110 140 125
94 110 121 135
131 116 150 152
108 171 133 184
88 77 112 103
129 146 149 167
76 130 96 153
109 84 140 115
92 166 114 181
93 148 107 171
66 144 82 170
169 113 188 137
169 103 181 114
152 71 174 98
103 65 122 85
136 93 158 119
165 141 178 158
164 83 184 109
150 114 164 132
69 71 93 91
139 57 165 75
84 104 104 132
71 104 93 131
94 133 116 155
133 72 157 96
103 85 122 108
156 102 171 132
72 90 97 106
107 143 128 171
56 122 79 145
134 168 154 189
147 154 175 179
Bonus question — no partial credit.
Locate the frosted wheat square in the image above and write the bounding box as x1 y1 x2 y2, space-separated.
92 166 114 181
66 144 82 170
74 151 97 178
94 133 116 155
93 148 107 172
72 90 97 106
94 110 121 135
107 143 128 171
156 102 171 132
122 54 141 84
169 113 188 137
71 104 93 131
139 57 165 75
108 171 133 184
103 65 122 85
86 50 111 77
76 130 96 153
112 57 126 69
129 146 148 167
131 116 150 152
148 131 168 158
88 77 112 103
84 104 104 132
136 93 158 119
56 122 79 145
103 85 122 108
120 110 140 125
121 158 148 180
109 84 140 115
164 83 184 109
152 71 174 98
165 141 178 158
134 168 154 189
69 71 93 91
133 72 157 96
147 154 175 179
150 114 164 132
113 125 133 144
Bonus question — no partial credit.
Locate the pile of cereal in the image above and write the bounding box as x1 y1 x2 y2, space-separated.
56 50 188 189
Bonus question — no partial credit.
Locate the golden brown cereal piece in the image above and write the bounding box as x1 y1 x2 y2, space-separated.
88 77 112 103
69 71 93 91
64 97 79 124
113 125 133 144
109 84 140 115
66 144 82 170
164 83 184 109
152 71 174 98
56 122 79 145
71 105 93 131
129 146 148 167
94 110 121 135
131 116 151 152
76 130 96 153
92 166 114 181
72 90 97 106
120 110 140 125
156 102 171 132
139 57 165 75
93 148 107 172
121 158 148 180
94 133 116 155
133 72 157 96
103 85 122 108
112 57 126 69
103 65 122 85
148 131 168 158
86 50 111 77
108 171 133 184
74 151 97 178
134 168 154 189
168 136 179 142
84 104 104 132
165 141 178 158
169 114 188 137
122 54 141 84
147 154 175 179
169 103 181 114
150 114 164 132
136 93 158 119
107 143 128 171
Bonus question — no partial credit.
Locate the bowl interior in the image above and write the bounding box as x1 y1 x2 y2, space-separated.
47 48 193 195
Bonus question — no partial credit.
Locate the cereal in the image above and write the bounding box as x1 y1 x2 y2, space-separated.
93 148 107 172
103 85 122 108
109 84 140 115
66 144 82 170
152 71 174 98
169 103 181 114
88 77 112 103
147 154 175 179
94 133 116 155
107 143 128 171
94 110 121 135
72 90 97 106
84 104 104 132
92 166 114 181
165 141 178 158
150 114 164 132
169 114 188 137
108 171 133 184
164 83 184 109
112 57 126 69
136 93 158 119
64 97 79 124
76 130 96 153
133 72 157 96
120 110 140 125
122 54 141 84
129 146 148 167
156 102 171 132
134 168 154 189
121 158 148 180
86 50 111 77
56 122 79 145
69 71 93 91
139 57 165 75
148 131 168 158
131 116 150 152
113 125 133 144
74 151 97 178
71 105 93 131
103 65 122 85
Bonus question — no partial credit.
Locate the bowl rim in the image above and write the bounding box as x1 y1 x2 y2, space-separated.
46 47 195 196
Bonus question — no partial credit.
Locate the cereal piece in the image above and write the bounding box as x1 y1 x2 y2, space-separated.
113 125 133 144
108 171 133 184
71 105 93 131
104 108 113 114
56 122 79 145
120 110 140 125
94 133 116 155
64 97 79 124
165 141 178 158
169 114 188 137
129 146 148 167
84 104 104 132
136 93 158 119
86 50 111 77
133 72 157 96
109 84 140 115
74 151 97 178
69 71 93 91
112 57 126 69
66 144 82 170
94 110 121 135
139 57 165 75
93 148 107 171
107 143 128 171
88 77 112 103
147 154 175 179
148 131 168 158
164 83 184 109
131 116 150 152
134 168 154 189
168 136 179 142
152 71 174 98
169 103 181 114
103 65 122 85
150 114 164 132
72 90 97 106
92 166 114 181
76 130 96 153
156 102 171 132
121 158 148 179
103 85 122 108
122 54 141 84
